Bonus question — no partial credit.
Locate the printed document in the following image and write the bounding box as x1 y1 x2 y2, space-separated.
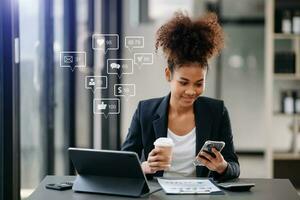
157 178 222 194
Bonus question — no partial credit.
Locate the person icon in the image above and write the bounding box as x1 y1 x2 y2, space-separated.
89 78 95 86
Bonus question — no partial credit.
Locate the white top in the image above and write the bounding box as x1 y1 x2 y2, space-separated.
163 127 196 177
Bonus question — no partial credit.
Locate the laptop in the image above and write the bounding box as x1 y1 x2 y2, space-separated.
68 148 161 197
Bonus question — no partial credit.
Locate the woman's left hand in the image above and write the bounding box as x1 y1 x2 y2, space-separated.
197 148 228 174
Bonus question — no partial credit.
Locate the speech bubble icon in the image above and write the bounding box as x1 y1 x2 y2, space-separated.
85 76 107 92
92 34 119 54
93 98 120 118
134 53 153 69
107 59 133 79
114 84 136 100
60 51 86 71
125 36 144 52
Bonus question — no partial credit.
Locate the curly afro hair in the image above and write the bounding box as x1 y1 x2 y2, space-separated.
155 11 224 71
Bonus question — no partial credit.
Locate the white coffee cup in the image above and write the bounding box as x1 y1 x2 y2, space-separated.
153 137 174 163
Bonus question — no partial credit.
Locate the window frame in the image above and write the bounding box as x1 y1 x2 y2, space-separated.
0 0 20 199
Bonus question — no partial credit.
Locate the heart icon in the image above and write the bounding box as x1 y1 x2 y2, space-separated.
96 39 105 47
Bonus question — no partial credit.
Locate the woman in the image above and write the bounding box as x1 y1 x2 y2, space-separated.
122 12 240 181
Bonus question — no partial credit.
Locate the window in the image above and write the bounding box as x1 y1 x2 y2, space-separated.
19 0 47 197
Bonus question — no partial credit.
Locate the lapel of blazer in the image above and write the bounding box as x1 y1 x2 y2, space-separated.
152 94 170 139
194 97 214 177
194 97 213 156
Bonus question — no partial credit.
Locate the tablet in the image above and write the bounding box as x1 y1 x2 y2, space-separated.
68 148 161 197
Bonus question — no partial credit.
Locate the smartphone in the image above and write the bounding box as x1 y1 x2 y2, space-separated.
218 182 255 191
45 182 73 191
193 140 225 166
200 140 225 158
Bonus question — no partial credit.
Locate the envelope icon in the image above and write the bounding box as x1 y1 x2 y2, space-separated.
64 56 73 64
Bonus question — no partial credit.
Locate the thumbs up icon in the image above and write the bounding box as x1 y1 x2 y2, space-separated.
97 101 107 110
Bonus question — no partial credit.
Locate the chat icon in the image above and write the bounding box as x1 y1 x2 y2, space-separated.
107 59 133 79
85 76 107 92
92 34 119 54
60 51 86 71
134 53 153 69
110 63 121 69
93 98 120 118
125 36 144 52
114 84 136 100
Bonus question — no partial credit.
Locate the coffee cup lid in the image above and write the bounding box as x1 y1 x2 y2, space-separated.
154 137 174 147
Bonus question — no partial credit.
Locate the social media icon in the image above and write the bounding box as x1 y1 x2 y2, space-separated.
137 56 143 62
114 84 135 99
118 87 122 93
110 63 121 69
107 59 133 78
96 38 105 47
134 53 153 69
94 98 120 118
85 76 107 91
97 102 107 110
125 36 144 52
60 51 86 71
92 34 119 54
89 78 96 86
117 86 131 94
64 56 73 64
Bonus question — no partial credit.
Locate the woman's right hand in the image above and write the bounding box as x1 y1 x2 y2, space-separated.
141 148 171 174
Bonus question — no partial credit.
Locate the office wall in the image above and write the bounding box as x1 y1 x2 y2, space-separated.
220 25 266 151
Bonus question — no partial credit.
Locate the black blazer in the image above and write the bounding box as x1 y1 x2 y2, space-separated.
121 94 240 181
